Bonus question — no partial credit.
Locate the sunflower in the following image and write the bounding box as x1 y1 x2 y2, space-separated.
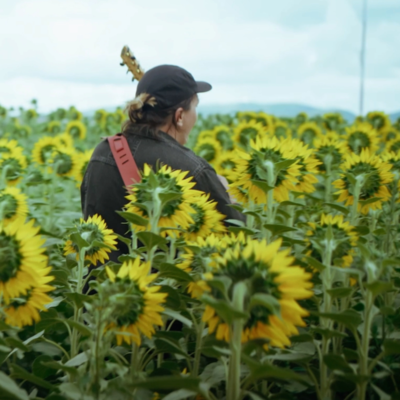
214 150 239 180
378 126 399 143
125 164 198 235
0 106 7 118
48 147 80 178
333 149 394 214
25 109 38 120
13 124 32 138
46 121 62 135
0 153 27 186
4 270 55 328
284 139 321 194
201 238 313 347
94 109 108 126
194 137 222 165
385 135 400 154
113 108 126 125
0 139 24 157
254 112 275 130
367 111 392 132
55 132 74 148
182 193 226 241
75 149 94 183
295 112 308 125
32 136 59 165
306 214 358 268
344 123 379 155
313 136 346 173
297 122 323 146
0 218 49 303
105 258 167 346
196 130 215 143
229 136 301 204
232 121 266 149
236 111 258 123
0 187 29 224
323 113 345 131
381 152 400 199
66 120 87 140
64 214 118 265
68 107 83 121
212 125 234 150
272 120 291 140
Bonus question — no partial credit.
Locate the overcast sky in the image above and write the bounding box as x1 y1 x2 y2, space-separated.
0 0 399 114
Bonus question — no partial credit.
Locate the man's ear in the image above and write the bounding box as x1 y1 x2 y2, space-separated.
174 107 184 127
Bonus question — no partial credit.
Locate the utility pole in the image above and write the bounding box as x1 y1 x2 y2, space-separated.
359 0 368 116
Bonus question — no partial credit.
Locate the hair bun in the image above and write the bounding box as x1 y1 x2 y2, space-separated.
125 93 157 123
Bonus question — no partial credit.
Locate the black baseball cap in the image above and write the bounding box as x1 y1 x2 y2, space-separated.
136 65 212 110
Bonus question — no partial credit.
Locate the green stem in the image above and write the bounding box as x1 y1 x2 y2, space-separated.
350 177 363 226
266 161 275 242
227 282 247 400
192 320 205 377
357 290 373 400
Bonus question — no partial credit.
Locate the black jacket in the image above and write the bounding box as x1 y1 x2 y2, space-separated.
81 129 245 260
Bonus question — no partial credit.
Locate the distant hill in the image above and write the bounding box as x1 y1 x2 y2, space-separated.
198 103 399 123
85 103 399 122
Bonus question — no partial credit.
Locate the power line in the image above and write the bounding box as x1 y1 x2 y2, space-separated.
359 0 368 116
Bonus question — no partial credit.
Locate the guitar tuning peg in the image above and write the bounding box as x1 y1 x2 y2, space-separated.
130 56 136 60
132 77 135 82
120 62 125 66
126 69 129 74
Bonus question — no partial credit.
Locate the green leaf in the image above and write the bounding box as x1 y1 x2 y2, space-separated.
136 231 167 250
11 364 56 390
162 389 198 400
69 233 89 250
344 172 357 186
275 158 296 171
311 328 347 340
200 294 249 325
323 202 350 215
159 263 193 282
280 201 305 208
249 294 281 316
158 192 182 204
267 352 313 363
42 361 77 376
366 281 393 296
315 309 362 330
263 224 297 235
63 319 92 337
359 197 382 206
207 276 232 297
0 371 29 400
304 256 326 272
32 355 54 379
354 225 370 235
158 286 181 310
154 338 189 359
64 293 92 309
326 287 353 298
116 210 149 226
250 180 274 193
65 352 88 367
290 333 313 343
114 233 132 246
323 354 352 373
383 340 400 355
163 309 193 328
247 363 309 384
228 226 256 236
130 376 200 391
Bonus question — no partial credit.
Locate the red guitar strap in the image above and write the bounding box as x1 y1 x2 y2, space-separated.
107 134 141 193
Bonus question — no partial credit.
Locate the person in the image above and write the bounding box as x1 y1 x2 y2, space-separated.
81 64 245 261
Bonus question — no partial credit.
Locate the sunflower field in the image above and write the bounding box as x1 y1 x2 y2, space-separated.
0 102 400 400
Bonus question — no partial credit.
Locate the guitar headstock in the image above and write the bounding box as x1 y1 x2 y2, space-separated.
120 45 145 82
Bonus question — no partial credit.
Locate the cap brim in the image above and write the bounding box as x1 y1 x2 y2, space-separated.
195 81 212 93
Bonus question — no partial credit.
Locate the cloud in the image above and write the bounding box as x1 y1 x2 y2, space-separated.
0 0 399 113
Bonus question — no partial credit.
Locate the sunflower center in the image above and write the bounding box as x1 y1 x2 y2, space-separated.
389 141 400 153
69 127 81 138
344 162 381 199
316 145 343 172
274 126 287 138
348 132 370 154
221 159 236 170
239 127 258 147
7 289 32 309
3 159 23 181
40 144 56 163
0 232 22 282
0 193 18 219
114 280 145 326
70 223 105 255
52 152 73 175
197 144 217 162
188 203 205 233
301 129 318 145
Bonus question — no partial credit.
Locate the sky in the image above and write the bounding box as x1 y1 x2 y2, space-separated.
0 0 399 114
